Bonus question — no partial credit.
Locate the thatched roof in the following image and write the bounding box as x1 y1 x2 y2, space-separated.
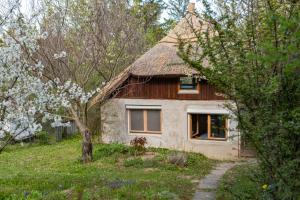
90 3 210 105
129 42 198 76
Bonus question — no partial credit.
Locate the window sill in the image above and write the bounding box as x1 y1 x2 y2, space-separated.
190 138 227 141
129 131 162 135
178 90 199 94
128 132 162 137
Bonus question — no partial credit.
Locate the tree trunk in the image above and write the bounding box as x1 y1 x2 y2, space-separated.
81 129 93 163
98 104 103 143
71 107 93 163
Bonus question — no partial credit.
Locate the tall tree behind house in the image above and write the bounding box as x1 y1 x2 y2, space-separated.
168 0 190 21
130 0 166 46
161 0 191 35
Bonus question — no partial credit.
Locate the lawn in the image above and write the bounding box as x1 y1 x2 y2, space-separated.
0 137 217 200
216 163 263 200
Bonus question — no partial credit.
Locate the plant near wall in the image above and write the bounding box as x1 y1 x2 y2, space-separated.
179 0 300 199
130 136 147 155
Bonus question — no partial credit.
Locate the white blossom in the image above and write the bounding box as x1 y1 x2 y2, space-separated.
54 51 67 59
40 32 49 40
0 2 97 141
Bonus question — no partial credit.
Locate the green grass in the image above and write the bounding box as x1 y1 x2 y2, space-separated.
0 138 217 200
216 163 264 200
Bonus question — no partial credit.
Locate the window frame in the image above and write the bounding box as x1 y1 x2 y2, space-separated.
188 113 228 141
179 77 197 90
128 109 162 134
178 77 199 94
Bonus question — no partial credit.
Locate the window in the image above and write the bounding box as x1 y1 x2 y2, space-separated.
129 109 161 134
130 110 144 131
210 114 227 138
189 114 227 140
179 77 197 90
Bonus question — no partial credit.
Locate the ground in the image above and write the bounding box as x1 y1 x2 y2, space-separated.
216 163 262 200
0 137 217 200
193 162 237 200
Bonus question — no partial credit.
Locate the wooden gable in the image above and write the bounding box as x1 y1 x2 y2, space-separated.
113 76 225 101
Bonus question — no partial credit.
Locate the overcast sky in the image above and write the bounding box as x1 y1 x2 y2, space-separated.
19 0 199 21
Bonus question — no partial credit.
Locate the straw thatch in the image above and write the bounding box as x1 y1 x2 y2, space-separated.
129 42 199 76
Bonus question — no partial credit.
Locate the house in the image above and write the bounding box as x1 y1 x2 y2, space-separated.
94 3 241 160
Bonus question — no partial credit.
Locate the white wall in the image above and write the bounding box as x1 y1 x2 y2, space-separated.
101 98 240 160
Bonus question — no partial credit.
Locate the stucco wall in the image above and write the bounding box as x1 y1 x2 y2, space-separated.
101 98 239 160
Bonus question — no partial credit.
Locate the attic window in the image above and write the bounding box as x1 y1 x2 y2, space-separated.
180 77 196 89
178 77 199 94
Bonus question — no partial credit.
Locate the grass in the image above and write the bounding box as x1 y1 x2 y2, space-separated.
0 137 217 200
216 163 264 200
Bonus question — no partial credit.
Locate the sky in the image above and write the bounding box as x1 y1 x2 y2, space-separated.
19 0 199 20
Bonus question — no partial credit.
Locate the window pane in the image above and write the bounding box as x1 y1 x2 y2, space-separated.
180 77 196 89
147 110 161 132
210 114 226 138
190 114 208 139
130 110 144 131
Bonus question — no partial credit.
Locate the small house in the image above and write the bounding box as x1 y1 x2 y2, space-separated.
95 3 241 160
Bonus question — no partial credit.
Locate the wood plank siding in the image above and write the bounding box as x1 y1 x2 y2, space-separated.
113 76 225 100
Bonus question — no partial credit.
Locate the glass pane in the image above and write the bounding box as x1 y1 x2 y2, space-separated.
130 110 144 131
191 114 208 139
147 110 161 132
180 77 196 89
210 114 226 138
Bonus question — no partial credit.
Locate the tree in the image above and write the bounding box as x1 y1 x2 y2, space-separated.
179 0 300 198
167 0 190 21
11 0 166 161
130 0 166 45
34 0 165 161
0 0 96 159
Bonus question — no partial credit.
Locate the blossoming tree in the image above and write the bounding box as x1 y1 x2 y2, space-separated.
0 1 97 162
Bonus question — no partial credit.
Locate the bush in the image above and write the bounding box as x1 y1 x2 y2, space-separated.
216 164 263 200
167 152 188 167
130 137 147 155
35 131 50 145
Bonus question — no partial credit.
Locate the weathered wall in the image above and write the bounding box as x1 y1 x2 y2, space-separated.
101 98 239 160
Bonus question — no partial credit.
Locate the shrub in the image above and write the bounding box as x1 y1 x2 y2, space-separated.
167 152 188 167
130 137 147 155
216 164 263 200
36 131 50 145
